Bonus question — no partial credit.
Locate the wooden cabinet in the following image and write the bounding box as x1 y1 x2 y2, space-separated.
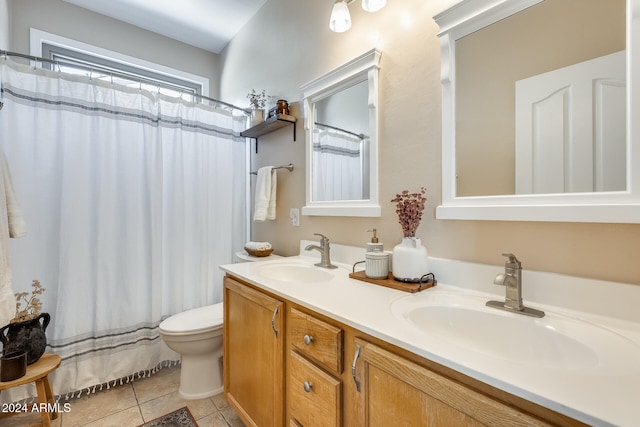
223 276 284 427
224 274 586 427
352 339 557 427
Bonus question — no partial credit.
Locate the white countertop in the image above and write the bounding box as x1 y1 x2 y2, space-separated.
220 249 640 427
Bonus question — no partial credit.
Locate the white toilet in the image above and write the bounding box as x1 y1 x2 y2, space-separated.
159 302 224 400
159 251 279 399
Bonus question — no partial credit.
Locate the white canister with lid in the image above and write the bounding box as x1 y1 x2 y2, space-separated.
365 251 390 279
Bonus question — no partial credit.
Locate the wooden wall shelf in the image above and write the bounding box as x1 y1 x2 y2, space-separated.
241 114 297 153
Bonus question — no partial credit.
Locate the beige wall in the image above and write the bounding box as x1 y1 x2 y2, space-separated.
221 0 640 285
9 0 221 98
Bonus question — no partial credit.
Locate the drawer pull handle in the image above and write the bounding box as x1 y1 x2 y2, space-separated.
271 304 279 338
352 344 361 392
303 334 314 345
303 381 313 393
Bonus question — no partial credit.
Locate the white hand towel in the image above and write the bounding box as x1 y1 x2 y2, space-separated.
0 150 26 327
267 168 277 220
254 166 275 221
4 165 26 239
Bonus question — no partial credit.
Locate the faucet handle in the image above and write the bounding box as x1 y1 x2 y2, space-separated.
501 253 521 268
314 233 329 244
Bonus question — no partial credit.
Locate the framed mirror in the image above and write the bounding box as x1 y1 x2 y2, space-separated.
434 0 640 223
301 49 381 217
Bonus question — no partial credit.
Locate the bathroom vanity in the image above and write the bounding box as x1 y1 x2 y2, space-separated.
220 251 640 426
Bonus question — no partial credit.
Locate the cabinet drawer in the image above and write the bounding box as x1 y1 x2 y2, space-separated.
289 308 343 374
289 351 342 427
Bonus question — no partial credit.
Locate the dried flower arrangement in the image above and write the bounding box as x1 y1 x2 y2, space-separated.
12 280 45 323
391 187 427 238
247 89 268 109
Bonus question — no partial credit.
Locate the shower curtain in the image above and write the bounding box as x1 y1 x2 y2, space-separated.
0 58 247 402
312 127 364 201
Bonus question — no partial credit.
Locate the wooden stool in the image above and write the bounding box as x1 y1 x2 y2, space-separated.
0 353 61 426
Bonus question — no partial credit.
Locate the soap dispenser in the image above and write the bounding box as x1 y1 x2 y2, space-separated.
366 229 384 252
365 229 389 279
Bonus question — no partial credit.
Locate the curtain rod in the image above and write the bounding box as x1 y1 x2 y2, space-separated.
315 122 367 139
0 50 250 115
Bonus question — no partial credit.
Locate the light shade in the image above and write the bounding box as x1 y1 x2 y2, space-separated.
362 0 386 12
330 1 352 33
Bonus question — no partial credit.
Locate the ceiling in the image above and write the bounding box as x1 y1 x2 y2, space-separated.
63 0 269 54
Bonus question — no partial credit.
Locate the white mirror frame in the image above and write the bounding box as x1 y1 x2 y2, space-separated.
301 48 381 217
434 0 640 223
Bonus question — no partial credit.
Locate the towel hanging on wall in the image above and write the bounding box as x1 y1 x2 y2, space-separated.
0 149 26 327
254 166 277 221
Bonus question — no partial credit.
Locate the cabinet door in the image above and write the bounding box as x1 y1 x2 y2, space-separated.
353 339 550 427
224 276 284 427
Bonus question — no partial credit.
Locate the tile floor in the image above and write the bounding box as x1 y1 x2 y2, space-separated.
0 365 244 426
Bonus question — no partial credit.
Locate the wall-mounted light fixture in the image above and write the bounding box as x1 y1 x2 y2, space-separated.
329 1 352 32
330 0 387 33
362 0 386 12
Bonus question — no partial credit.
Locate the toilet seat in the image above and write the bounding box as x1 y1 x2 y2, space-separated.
159 303 223 335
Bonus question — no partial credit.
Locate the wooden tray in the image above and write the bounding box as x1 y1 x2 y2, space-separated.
348 270 436 293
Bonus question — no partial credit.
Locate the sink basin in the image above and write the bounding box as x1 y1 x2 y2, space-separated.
391 292 640 373
253 262 334 283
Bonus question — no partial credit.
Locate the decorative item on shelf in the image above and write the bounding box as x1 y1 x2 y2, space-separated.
390 187 430 283
244 241 274 257
251 109 265 126
0 280 50 365
267 99 290 119
247 89 268 126
276 99 290 115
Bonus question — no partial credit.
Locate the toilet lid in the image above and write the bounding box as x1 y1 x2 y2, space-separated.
159 303 223 334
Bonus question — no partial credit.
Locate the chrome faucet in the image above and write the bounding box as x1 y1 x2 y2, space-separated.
486 253 544 318
305 233 337 269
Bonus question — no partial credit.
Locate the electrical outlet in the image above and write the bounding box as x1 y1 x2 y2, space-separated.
289 208 300 226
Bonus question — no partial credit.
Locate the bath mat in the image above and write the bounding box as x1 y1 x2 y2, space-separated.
140 407 198 427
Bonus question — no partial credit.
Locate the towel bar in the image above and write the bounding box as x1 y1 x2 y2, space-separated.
250 164 294 175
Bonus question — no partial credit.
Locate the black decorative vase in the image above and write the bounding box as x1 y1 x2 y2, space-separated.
0 313 50 365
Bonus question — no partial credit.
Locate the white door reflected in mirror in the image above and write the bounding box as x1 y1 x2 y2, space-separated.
515 51 626 194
